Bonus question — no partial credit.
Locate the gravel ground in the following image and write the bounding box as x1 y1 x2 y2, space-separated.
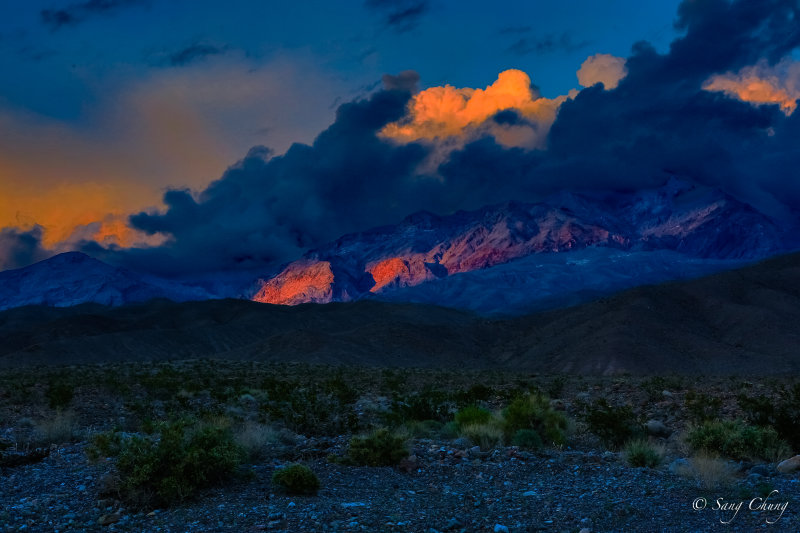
2 441 798 533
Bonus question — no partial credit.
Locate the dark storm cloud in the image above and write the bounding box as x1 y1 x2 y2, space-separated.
41 0 147 31
506 33 591 56
108 89 432 275
0 226 50 271
382 70 420 92
365 0 430 33
450 0 800 218
90 0 800 276
168 43 227 67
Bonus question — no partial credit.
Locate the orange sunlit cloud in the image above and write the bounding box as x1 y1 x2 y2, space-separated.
381 69 576 150
703 58 800 114
577 53 628 90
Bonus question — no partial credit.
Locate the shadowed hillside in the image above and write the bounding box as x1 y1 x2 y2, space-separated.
2 251 799 374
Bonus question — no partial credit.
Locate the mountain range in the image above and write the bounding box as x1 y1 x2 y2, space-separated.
0 179 795 315
2 250 799 374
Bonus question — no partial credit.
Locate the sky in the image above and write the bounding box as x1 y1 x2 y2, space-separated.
1 0 799 274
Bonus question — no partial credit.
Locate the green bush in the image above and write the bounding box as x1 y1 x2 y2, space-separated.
460 422 504 450
384 390 451 425
403 419 443 438
347 428 409 467
684 391 722 423
87 429 125 461
99 420 244 507
503 393 568 446
271 464 320 495
581 398 640 449
46 380 74 410
454 405 492 427
687 420 789 461
738 385 800 450
624 438 663 468
511 428 542 450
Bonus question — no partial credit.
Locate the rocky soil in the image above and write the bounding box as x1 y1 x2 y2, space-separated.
2 436 799 532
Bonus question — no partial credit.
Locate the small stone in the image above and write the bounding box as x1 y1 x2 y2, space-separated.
444 517 463 530
451 438 470 448
662 390 674 398
750 464 771 477
468 446 481 457
493 525 509 533
669 458 689 475
550 399 566 411
777 455 800 474
579 529 592 533
645 420 671 437
522 490 536 497
98 512 121 526
398 455 419 474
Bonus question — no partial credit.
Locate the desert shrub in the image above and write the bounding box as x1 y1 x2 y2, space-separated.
87 429 125 461
581 398 640 449
687 420 789 461
271 464 320 495
347 428 409 467
234 422 282 460
33 411 78 444
454 405 492 427
101 419 243 507
439 421 460 439
623 438 663 468
511 428 542 450
261 386 359 436
640 376 683 401
546 376 567 399
503 393 568 446
460 422 504 450
46 379 74 410
402 419 443 439
738 384 800 450
384 389 451 425
453 384 494 406
684 391 722 423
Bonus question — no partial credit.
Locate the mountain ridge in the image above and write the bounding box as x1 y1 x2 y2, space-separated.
2 250 800 375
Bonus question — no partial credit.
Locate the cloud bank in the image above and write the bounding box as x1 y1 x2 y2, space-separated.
4 0 800 276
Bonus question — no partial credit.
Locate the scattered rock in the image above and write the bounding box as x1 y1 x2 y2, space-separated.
776 455 800 474
399 455 419 473
98 512 121 526
645 420 671 438
443 516 463 530
493 524 509 533
668 458 689 475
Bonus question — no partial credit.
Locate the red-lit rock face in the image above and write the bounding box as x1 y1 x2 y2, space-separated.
247 181 786 307
252 260 335 305
366 256 438 292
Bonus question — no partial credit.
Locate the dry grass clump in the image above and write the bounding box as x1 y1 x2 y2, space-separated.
234 421 285 459
33 410 79 445
675 453 737 489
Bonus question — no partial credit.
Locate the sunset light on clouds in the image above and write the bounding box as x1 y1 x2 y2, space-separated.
2 0 800 276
